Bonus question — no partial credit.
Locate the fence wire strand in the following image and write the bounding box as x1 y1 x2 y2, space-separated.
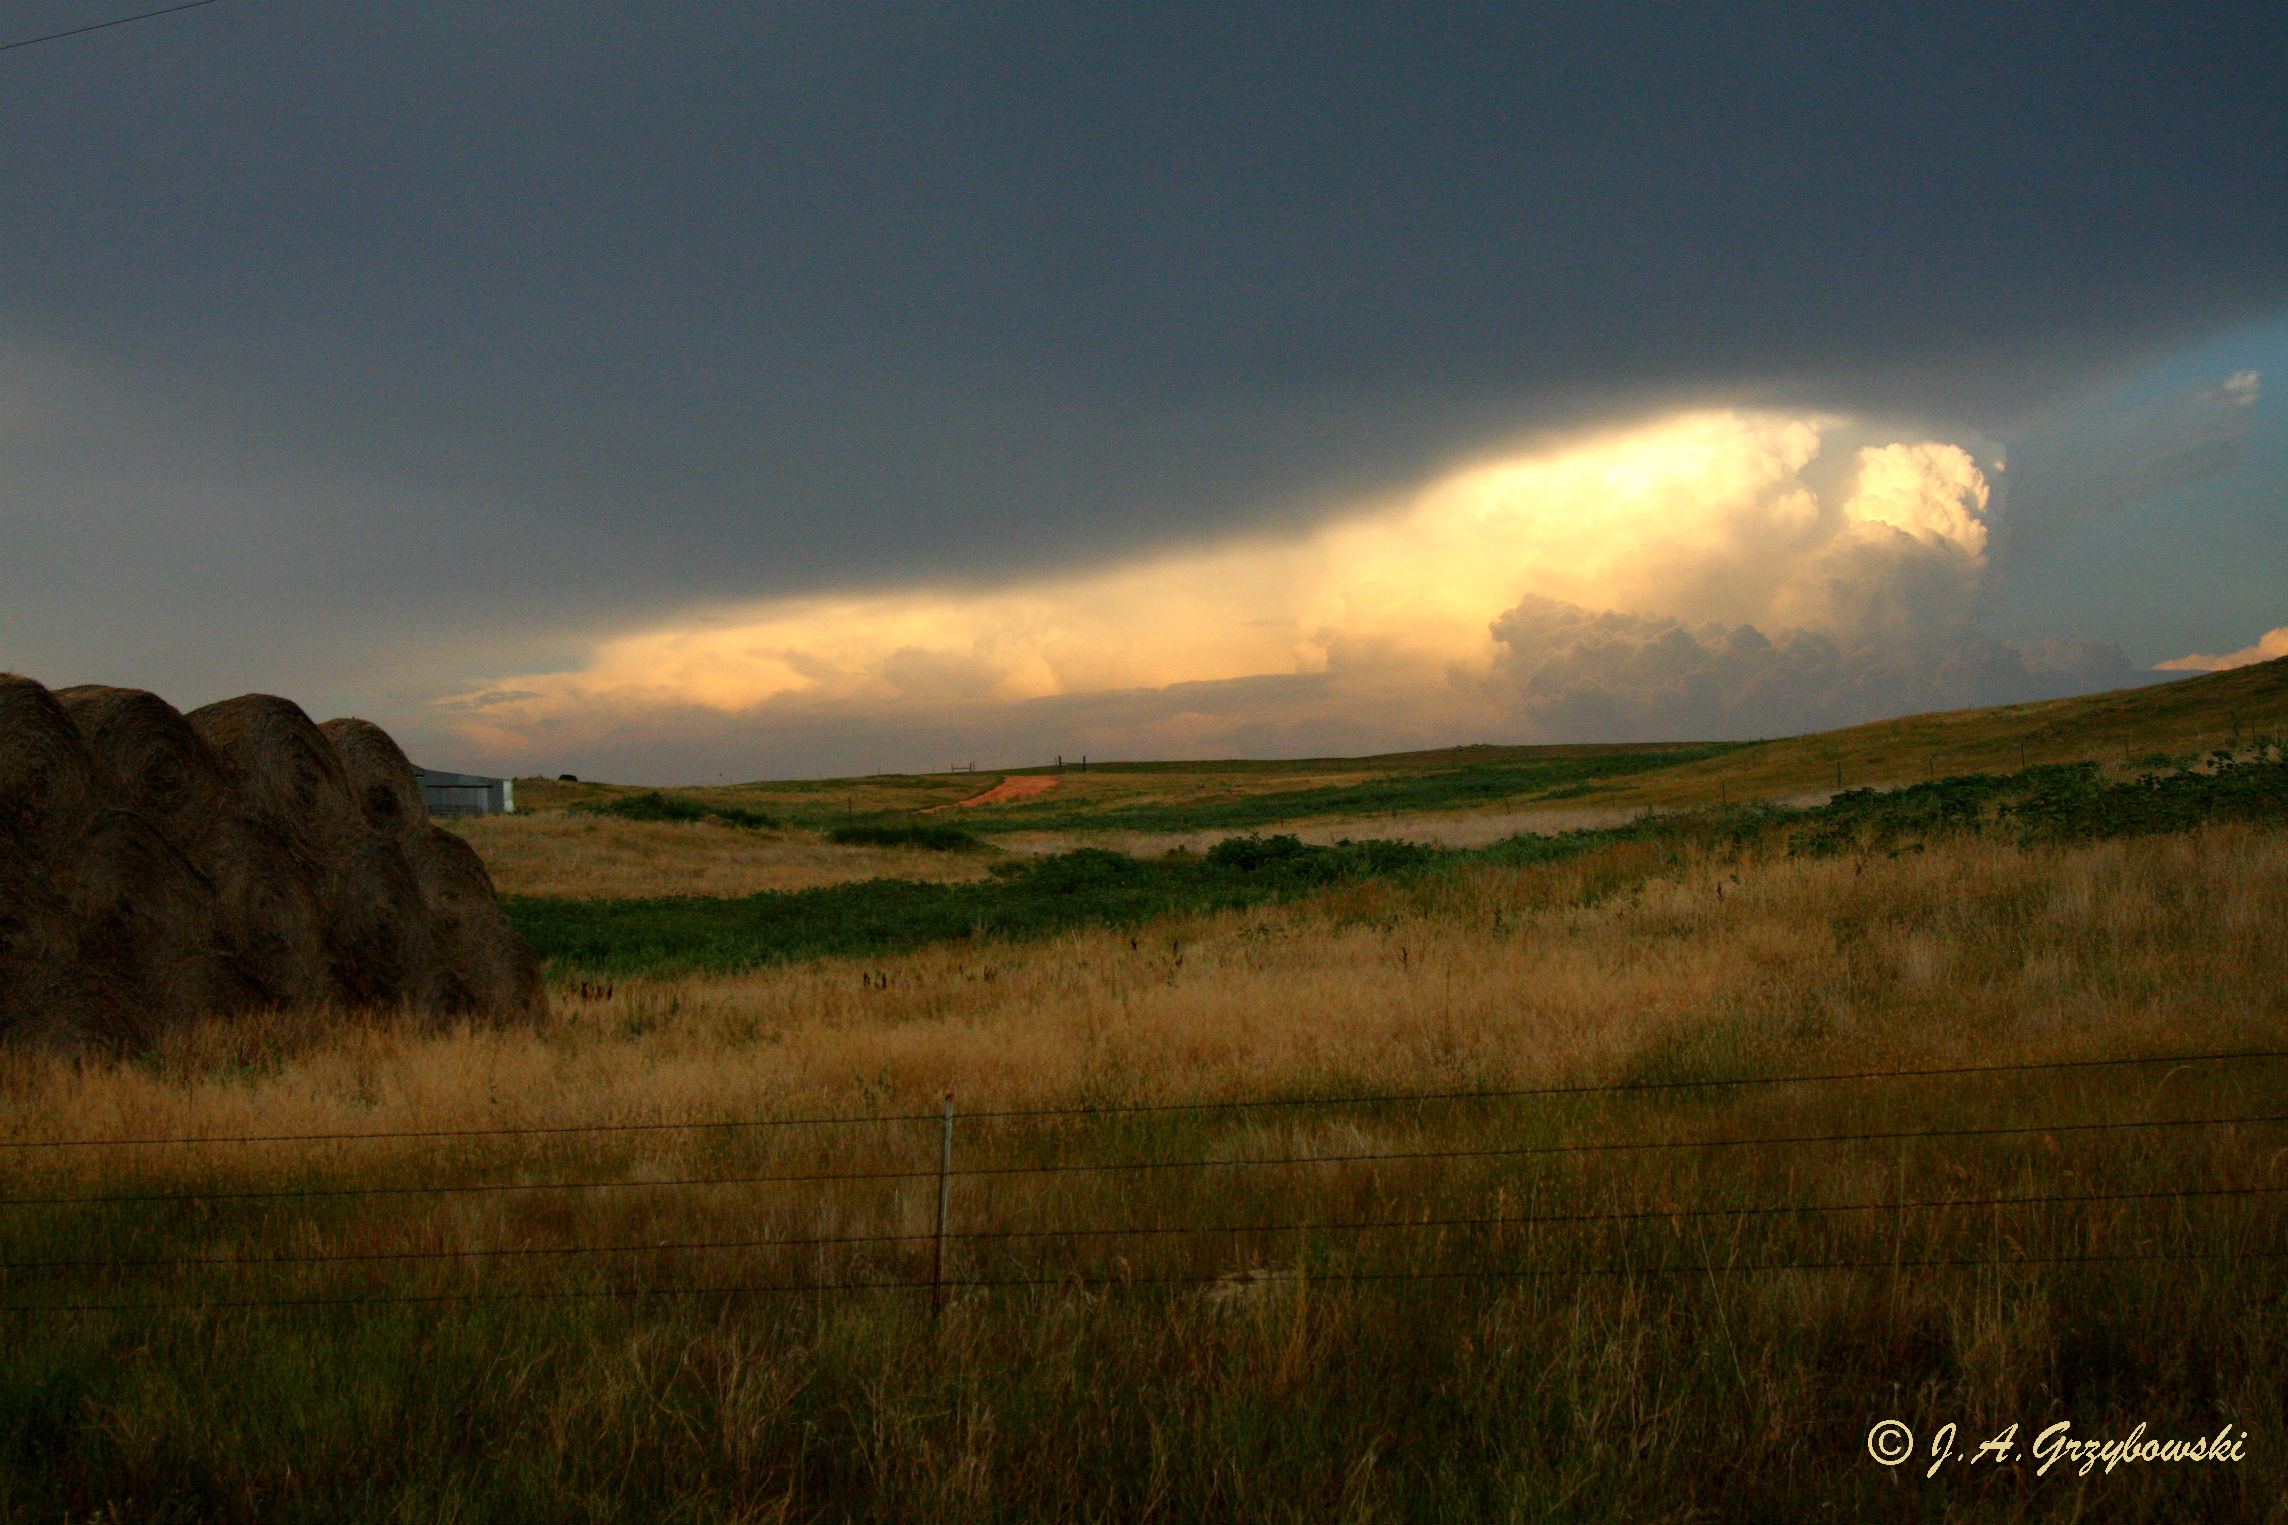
10 1108 2280 1209
9 1049 2281 1316
5 1181 2281 1275
9 1046 2284 1151
9 1246 2283 1317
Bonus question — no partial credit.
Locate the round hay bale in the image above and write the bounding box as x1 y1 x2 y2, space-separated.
53 684 236 854
54 807 254 1032
0 672 109 862
319 717 428 839
204 812 341 1011
404 825 547 1021
0 835 144 1049
185 695 360 868
5 685 538 1042
319 831 442 1014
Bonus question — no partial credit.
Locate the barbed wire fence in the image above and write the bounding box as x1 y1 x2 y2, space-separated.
4 1048 2285 1316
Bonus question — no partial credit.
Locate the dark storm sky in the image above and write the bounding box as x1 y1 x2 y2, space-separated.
3 2 2284 772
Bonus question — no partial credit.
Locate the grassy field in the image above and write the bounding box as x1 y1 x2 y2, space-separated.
452 812 999 900
510 742 1738 840
504 659 2288 842
5 794 2287 1517
3 664 2285 1520
497 752 2288 978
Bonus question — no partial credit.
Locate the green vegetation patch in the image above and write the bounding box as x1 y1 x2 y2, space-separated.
825 823 985 851
513 753 2288 977
574 790 780 831
2006 750 2288 841
510 835 1442 976
1783 750 2288 856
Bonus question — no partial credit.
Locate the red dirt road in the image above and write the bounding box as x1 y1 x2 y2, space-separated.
928 776 1062 810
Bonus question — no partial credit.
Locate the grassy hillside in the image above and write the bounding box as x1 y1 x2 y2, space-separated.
1591 657 2288 810
506 658 2288 839
511 740 1732 836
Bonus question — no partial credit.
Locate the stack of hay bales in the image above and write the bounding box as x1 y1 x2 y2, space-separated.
0 672 544 1048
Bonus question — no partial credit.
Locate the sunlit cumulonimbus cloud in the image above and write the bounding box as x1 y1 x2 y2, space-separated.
441 408 2129 771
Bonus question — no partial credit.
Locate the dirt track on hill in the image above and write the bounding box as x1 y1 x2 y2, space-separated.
928 776 1061 811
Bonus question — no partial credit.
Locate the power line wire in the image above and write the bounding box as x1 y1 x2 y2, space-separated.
0 0 230 56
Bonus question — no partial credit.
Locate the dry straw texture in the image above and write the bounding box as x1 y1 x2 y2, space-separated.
0 673 543 1048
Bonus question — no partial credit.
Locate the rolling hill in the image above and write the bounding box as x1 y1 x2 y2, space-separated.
506 656 2288 836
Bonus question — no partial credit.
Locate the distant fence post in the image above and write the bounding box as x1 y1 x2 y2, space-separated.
933 1093 954 1317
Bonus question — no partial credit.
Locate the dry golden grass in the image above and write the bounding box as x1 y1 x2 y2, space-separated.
12 821 2282 1150
11 821 2287 1521
1595 655 2288 811
444 812 999 898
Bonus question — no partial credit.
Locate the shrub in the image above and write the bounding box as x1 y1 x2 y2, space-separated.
578 792 779 830
825 824 983 851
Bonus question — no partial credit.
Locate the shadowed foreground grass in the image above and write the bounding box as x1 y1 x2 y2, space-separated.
10 1235 2283 1523
3 821 2286 1521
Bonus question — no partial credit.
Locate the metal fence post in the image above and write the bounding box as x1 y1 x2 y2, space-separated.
933 1093 954 1317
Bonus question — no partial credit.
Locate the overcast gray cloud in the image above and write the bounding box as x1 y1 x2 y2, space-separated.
2000 369 2265 558
2 2 2285 772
